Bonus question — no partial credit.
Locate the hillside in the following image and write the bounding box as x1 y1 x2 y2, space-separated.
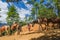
0 24 60 40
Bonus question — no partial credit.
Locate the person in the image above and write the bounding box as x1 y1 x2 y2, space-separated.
27 23 31 31
17 24 22 35
10 21 18 35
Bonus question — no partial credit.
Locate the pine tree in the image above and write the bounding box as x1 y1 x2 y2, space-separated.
6 5 20 25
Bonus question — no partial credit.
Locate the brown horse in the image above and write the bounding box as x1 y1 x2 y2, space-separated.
32 17 47 32
31 17 60 31
0 25 9 36
11 22 21 35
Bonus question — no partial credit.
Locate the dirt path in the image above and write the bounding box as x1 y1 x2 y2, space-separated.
0 29 60 40
0 24 43 40
0 32 45 40
0 23 60 40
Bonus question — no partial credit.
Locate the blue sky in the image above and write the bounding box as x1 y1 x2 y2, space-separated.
0 0 33 23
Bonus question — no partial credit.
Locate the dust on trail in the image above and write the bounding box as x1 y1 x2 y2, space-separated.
0 32 45 40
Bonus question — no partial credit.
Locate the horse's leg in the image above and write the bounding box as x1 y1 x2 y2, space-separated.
41 23 46 31
47 22 50 31
58 23 60 29
45 23 48 31
38 23 41 32
0 30 2 37
38 23 43 32
32 23 35 27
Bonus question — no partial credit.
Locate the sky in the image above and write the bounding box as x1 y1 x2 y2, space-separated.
0 0 57 23
0 0 33 23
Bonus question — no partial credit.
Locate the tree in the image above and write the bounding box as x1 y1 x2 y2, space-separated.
27 0 39 20
31 7 36 20
38 0 57 18
52 0 60 17
6 5 20 25
45 0 60 17
0 8 1 23
0 8 1 11
27 0 57 32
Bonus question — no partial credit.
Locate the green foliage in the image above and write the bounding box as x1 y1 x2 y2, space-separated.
1 31 7 36
19 21 27 26
40 0 44 3
31 8 35 15
26 0 36 4
0 8 1 11
28 16 33 21
6 5 20 25
27 0 57 19
34 2 39 8
52 0 60 17
38 4 54 18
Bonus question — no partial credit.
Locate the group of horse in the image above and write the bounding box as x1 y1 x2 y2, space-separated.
0 22 21 36
0 17 60 36
32 17 60 31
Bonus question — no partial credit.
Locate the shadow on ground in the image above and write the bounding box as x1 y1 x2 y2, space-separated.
31 34 60 40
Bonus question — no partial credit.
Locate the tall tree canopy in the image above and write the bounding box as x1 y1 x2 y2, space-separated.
27 0 57 19
0 8 1 11
53 0 60 17
6 5 20 25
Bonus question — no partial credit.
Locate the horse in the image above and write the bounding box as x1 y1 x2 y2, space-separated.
10 22 21 35
32 17 48 32
0 25 9 36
